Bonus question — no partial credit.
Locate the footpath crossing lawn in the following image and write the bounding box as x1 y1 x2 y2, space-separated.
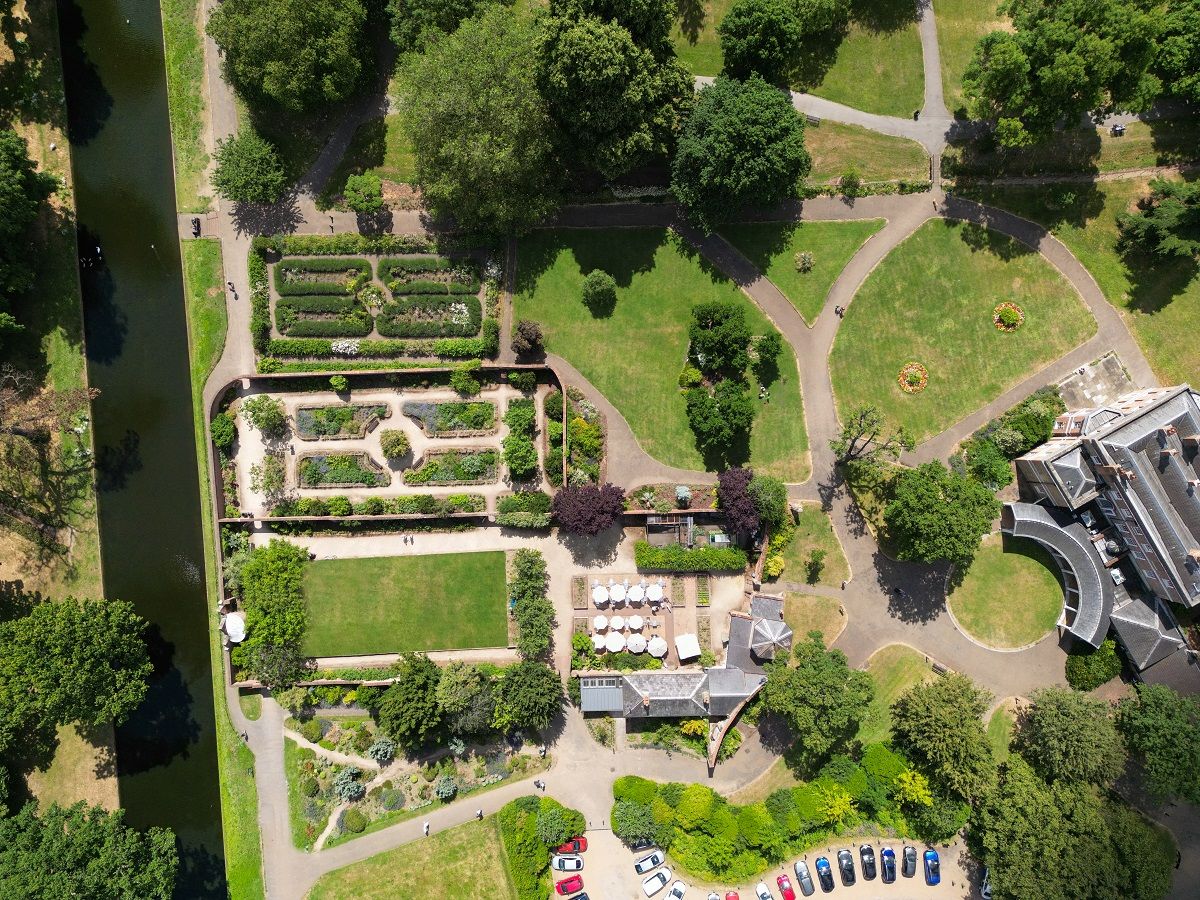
830 218 1095 442
302 552 508 656
721 219 885 324
856 644 936 746
515 227 809 480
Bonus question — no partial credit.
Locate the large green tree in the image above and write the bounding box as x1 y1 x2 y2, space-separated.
0 130 56 339
718 0 803 82
891 672 995 801
231 539 309 687
1117 682 1200 803
1154 0 1200 104
1015 687 1125 786
207 0 368 113
883 462 1000 567
388 0 497 51
377 653 443 750
211 132 287 204
550 0 676 56
962 0 1161 148
492 661 562 732
671 76 810 231
760 631 873 765
0 802 178 899
1117 178 1200 260
398 6 563 234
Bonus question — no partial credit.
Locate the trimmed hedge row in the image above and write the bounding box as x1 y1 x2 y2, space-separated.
435 319 499 358
252 234 434 256
497 491 552 529
376 294 482 338
271 493 486 517
380 256 453 273
391 277 481 296
249 251 271 354
276 295 359 314
283 317 373 338
263 319 499 361
633 540 748 572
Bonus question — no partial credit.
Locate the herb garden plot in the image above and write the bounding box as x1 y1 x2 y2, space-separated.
404 449 498 486
376 294 482 338
295 404 390 441
275 295 374 338
402 401 496 436
298 453 391 488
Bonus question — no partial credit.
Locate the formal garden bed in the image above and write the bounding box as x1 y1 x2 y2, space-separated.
626 482 717 512
270 492 485 518
295 403 390 440
376 294 482 338
298 452 390 488
403 399 496 436
624 718 742 762
379 255 482 297
544 387 604 487
274 257 371 296
403 448 498 486
275 294 375 338
496 490 553 529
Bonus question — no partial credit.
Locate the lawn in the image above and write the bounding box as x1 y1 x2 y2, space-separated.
720 219 885 324
181 240 228 383
239 692 262 721
514 228 809 479
727 758 803 806
829 218 1095 442
671 0 729 76
797 19 925 119
987 700 1016 764
957 178 1200 387
935 0 1008 113
317 114 417 207
161 0 210 211
948 533 1063 649
856 644 935 746
308 817 517 900
804 121 929 184
301 552 509 656
772 502 851 588
782 593 845 647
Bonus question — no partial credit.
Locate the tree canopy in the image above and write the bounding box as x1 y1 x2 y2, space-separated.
1117 178 1200 260
377 653 443 750
208 0 368 113
551 482 625 536
550 0 676 57
1116 682 1200 804
230 539 309 687
1154 0 1200 104
883 462 1000 567
718 467 760 535
1015 687 1125 786
718 0 804 83
211 131 287 205
387 0 496 51
689 301 752 376
398 5 563 234
748 474 789 531
492 661 562 732
0 131 56 340
671 75 810 231
830 404 913 467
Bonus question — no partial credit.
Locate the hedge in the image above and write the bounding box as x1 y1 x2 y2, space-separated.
276 295 360 314
283 317 373 338
249 251 271 354
496 510 552 529
379 256 453 274
263 319 498 361
376 294 482 338
1065 638 1123 691
252 234 435 256
498 491 552 515
633 541 748 572
434 319 499 358
389 277 482 296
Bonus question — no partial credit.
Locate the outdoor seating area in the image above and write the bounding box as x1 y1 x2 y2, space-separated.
587 576 672 658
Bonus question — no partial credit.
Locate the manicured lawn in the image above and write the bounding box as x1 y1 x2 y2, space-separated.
782 593 845 647
318 114 417 207
948 533 1063 648
829 218 1095 442
181 240 228 384
671 0 730 76
161 0 210 211
957 178 1200 387
308 817 517 900
728 758 803 806
804 121 929 184
799 20 925 118
302 552 509 656
856 644 935 745
514 228 809 479
239 692 262 721
935 0 1008 113
720 219 885 324
987 700 1016 764
768 502 851 588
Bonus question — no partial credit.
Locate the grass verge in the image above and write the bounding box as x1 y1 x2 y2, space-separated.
948 533 1062 649
987 699 1016 764
934 0 1008 113
782 593 845 648
767 502 851 589
805 121 929 184
856 644 935 746
160 0 210 212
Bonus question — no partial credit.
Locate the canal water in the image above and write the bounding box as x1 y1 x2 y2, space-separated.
57 0 225 894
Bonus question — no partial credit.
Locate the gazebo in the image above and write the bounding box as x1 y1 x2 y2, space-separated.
751 618 794 660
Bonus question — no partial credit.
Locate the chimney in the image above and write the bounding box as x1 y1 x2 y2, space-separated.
1188 479 1200 493
701 691 710 707
1161 425 1178 438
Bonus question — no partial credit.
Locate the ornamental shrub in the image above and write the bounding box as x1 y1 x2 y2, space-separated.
333 767 366 802
613 775 658 805
1065 638 1123 691
512 320 543 357
509 370 537 392
380 429 410 459
342 807 367 833
435 774 458 800
503 434 539 481
301 777 319 798
299 718 323 744
211 411 236 452
581 270 617 315
998 305 1021 328
326 496 352 516
795 250 814 272
450 360 482 396
329 375 349 393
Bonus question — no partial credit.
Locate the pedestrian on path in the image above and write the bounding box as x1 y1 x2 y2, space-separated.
423 821 430 836
476 809 483 820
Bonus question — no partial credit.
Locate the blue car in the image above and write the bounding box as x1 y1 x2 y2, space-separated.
880 847 896 884
923 849 941 886
814 857 834 894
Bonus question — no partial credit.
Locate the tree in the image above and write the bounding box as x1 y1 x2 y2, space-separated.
503 434 539 482
0 802 178 899
241 395 288 438
0 131 56 340
829 404 912 467
883 462 1000 567
535 13 694 178
689 301 752 376
207 0 368 113
211 132 287 205
552 482 625 536
232 540 309 687
379 429 410 459
510 549 554 659
962 0 1161 148
612 799 657 844
717 467 760 534
492 661 562 732
891 673 995 801
581 270 617 315
536 796 585 846
511 320 543 357
1116 683 1200 804
398 6 562 234
893 769 933 808
1064 638 1123 691
376 653 443 750
1016 687 1125 786
249 454 287 504
210 412 236 452
1117 179 1200 260
1154 0 1200 104
753 331 782 381
550 0 676 56
793 0 851 34
343 172 383 214
435 662 486 716
672 76 809 231
748 474 788 531
718 0 803 82
388 0 493 51
760 631 873 765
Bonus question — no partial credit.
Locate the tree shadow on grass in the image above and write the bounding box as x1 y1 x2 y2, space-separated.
786 24 848 93
956 220 1036 261
675 0 706 44
717 221 799 278
851 0 921 33
873 552 951 625
513 228 664 299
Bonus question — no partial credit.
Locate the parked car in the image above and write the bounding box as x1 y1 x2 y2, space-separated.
555 875 583 895
794 860 815 897
981 868 993 899
556 837 588 854
859 845 876 880
776 874 796 900
815 858 834 894
754 882 773 900
902 846 917 878
636 850 666 874
642 869 672 897
924 849 941 886
837 849 856 886
666 880 687 900
880 847 896 884
630 837 655 852
725 894 740 900
552 854 584 872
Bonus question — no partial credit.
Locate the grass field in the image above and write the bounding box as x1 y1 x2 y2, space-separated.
805 121 929 184
671 0 729 75
782 593 845 647
987 700 1016 764
181 240 228 382
721 219 884 324
829 218 1095 442
957 178 1200 387
948 534 1063 648
728 758 803 806
514 228 809 479
308 816 517 900
301 552 509 656
239 692 262 721
856 644 936 746
775 502 851 588
317 114 417 207
799 20 925 118
935 0 1008 113
160 0 210 211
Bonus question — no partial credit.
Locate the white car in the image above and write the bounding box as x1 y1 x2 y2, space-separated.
755 882 774 900
635 850 665 874
642 867 673 897
666 880 687 900
550 854 583 872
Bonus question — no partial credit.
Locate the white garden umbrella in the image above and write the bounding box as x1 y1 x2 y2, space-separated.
647 636 668 658
223 611 246 643
609 582 627 603
647 583 664 603
627 633 648 654
627 584 645 604
592 614 608 631
605 631 626 653
627 615 644 631
609 614 625 631
592 584 609 604
591 633 606 651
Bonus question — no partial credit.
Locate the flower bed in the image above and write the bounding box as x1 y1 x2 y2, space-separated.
404 449 498 485
272 493 485 517
260 318 500 366
299 452 390 488
897 361 928 394
544 387 605 488
993 301 1025 332
295 404 390 440
379 256 481 297
496 491 552 528
274 258 371 296
376 295 482 338
403 400 496 435
626 483 717 512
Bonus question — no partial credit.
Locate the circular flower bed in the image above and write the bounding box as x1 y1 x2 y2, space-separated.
898 362 928 394
993 301 1025 332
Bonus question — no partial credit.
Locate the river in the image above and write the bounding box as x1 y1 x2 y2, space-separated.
57 0 226 894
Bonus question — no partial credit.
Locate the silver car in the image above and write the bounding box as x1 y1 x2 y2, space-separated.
635 850 665 874
642 867 673 897
551 853 583 872
794 859 816 896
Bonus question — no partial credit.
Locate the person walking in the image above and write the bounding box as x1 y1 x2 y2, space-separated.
476 809 483 820
423 821 430 836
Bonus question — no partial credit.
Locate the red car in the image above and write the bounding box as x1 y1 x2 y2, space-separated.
555 875 583 895
726 894 741 900
776 875 796 900
556 836 588 854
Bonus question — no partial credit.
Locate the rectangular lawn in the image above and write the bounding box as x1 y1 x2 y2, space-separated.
799 20 925 119
935 0 1009 113
302 552 508 656
804 121 929 185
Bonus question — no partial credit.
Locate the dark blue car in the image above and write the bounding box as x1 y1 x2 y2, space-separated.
880 847 896 884
814 857 834 894
924 849 941 886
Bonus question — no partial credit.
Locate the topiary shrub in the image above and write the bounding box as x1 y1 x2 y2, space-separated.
342 807 368 833
581 270 617 315
379 429 410 459
794 250 814 273
329 375 349 393
1066 638 1123 691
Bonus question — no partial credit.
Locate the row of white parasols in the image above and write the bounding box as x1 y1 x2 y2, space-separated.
592 578 665 607
591 630 668 656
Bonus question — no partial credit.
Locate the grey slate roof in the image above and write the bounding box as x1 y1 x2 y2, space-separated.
750 595 785 620
707 667 766 717
621 671 709 718
1139 647 1200 695
1110 596 1185 670
726 614 769 675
